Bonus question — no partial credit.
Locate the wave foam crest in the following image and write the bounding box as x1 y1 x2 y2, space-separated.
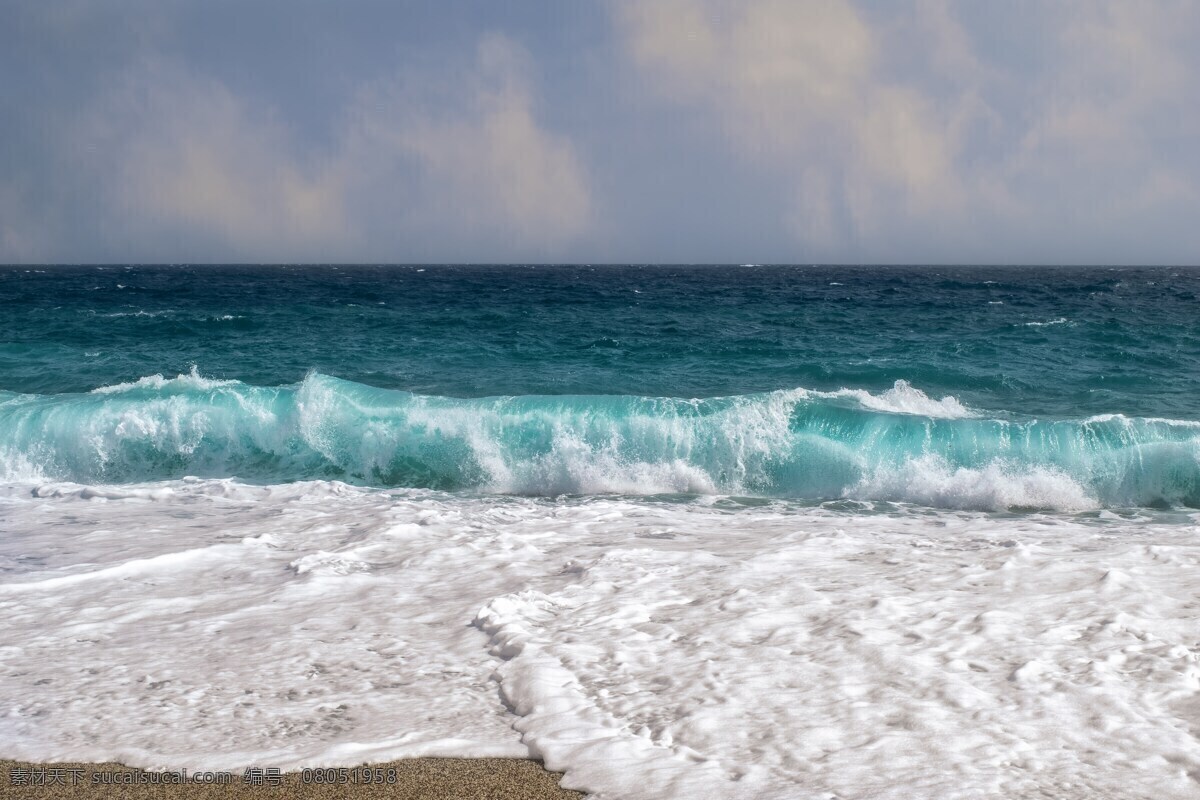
90 366 239 395
859 456 1098 512
813 380 977 419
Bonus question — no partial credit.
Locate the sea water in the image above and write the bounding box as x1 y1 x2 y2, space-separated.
1 265 1198 798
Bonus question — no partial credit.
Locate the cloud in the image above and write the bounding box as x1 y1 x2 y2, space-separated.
613 0 1200 262
985 1 1200 258
66 34 592 262
1012 2 1198 179
3 2 1197 264
614 0 966 255
80 60 350 261
343 34 592 256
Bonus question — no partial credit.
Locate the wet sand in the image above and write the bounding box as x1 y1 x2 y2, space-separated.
0 758 585 799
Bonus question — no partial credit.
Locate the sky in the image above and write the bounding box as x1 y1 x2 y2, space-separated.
1 0 1198 265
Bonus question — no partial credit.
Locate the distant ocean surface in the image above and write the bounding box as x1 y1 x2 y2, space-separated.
2 266 1199 799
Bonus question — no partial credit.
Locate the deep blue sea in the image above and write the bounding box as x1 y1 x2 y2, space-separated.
2 264 1199 507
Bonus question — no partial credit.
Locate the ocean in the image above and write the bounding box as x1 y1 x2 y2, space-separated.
1 265 1198 798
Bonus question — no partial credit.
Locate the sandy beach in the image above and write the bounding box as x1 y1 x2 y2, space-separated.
0 759 584 799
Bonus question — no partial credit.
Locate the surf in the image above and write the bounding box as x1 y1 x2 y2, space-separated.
1 370 1198 510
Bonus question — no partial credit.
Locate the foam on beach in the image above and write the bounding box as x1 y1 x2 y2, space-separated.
2 480 1199 798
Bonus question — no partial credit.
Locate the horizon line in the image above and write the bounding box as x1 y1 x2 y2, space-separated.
4 262 1200 269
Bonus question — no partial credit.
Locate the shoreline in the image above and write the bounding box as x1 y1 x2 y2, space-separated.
0 758 585 799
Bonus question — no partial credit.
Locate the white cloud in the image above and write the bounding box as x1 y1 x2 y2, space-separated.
987 1 1200 256
84 60 350 260
74 35 592 261
344 34 592 255
613 0 1200 262
1014 1 1198 170
6 2 1198 263
615 0 967 255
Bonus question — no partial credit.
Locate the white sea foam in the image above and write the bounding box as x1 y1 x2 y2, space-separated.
90 366 238 394
2 480 1199 798
809 379 977 419
1083 412 1200 428
0 447 45 482
96 310 174 319
857 455 1098 511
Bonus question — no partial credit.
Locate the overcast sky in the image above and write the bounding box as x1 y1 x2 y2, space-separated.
1 1 1198 264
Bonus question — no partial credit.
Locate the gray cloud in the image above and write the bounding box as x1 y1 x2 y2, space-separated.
0 1 1197 264
70 37 592 262
612 0 1200 263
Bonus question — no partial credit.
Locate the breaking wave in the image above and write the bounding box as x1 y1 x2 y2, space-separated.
2 371 1198 510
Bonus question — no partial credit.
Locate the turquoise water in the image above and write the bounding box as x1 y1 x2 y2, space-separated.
2 265 1199 507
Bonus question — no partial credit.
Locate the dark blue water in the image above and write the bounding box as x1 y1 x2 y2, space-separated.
2 265 1198 506
4 265 1199 416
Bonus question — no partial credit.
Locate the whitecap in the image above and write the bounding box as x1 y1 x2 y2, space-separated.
90 366 238 394
810 380 977 419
